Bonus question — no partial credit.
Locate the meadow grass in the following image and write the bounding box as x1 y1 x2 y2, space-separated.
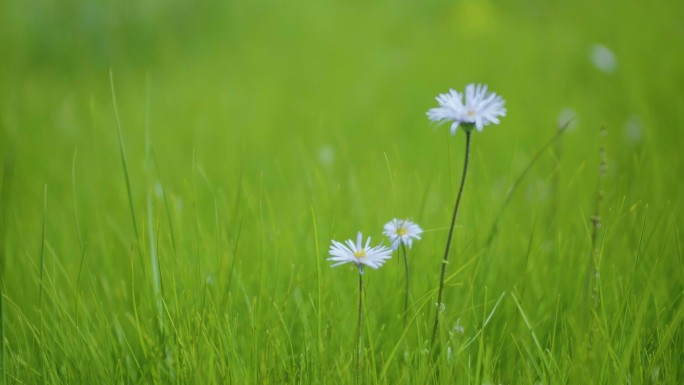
1 0 683 383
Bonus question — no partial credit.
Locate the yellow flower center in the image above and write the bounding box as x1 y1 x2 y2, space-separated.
354 249 367 258
397 227 409 236
466 108 476 118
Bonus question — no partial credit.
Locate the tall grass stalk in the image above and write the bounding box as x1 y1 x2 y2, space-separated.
146 81 162 323
0 157 13 385
71 151 87 328
151 150 177 256
37 184 47 385
585 128 608 369
310 205 325 360
38 185 47 310
143 75 172 375
587 128 607 310
109 70 145 267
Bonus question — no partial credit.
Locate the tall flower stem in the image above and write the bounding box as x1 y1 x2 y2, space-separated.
401 243 410 328
431 129 472 346
356 268 364 383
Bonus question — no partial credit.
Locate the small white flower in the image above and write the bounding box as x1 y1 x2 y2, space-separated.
557 107 578 131
383 218 423 250
623 115 643 144
318 145 335 166
328 232 392 272
452 319 465 335
154 181 164 198
427 83 506 134
590 44 616 73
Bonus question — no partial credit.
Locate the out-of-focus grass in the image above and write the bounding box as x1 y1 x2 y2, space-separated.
1 0 682 383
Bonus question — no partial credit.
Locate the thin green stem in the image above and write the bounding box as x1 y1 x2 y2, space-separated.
401 243 410 328
72 150 87 329
1 157 14 385
151 149 177 257
588 137 607 312
38 184 47 385
431 130 472 347
110 71 138 241
356 268 364 384
38 184 47 310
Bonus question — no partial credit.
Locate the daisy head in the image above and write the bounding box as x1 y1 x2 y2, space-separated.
328 232 392 273
427 83 506 134
383 218 423 250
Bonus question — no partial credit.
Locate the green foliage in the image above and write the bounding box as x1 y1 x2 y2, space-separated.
1 0 682 383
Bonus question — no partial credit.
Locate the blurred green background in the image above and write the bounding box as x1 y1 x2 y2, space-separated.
2 0 682 241
2 0 682 280
1 0 683 382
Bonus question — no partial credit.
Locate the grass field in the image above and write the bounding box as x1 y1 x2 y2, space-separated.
1 0 683 383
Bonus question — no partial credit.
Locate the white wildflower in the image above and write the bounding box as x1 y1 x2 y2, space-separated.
383 218 423 250
328 232 392 272
427 83 506 134
590 44 616 73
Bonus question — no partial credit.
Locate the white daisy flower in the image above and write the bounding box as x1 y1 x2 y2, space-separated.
328 232 392 272
590 43 616 73
383 218 423 250
427 83 506 134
